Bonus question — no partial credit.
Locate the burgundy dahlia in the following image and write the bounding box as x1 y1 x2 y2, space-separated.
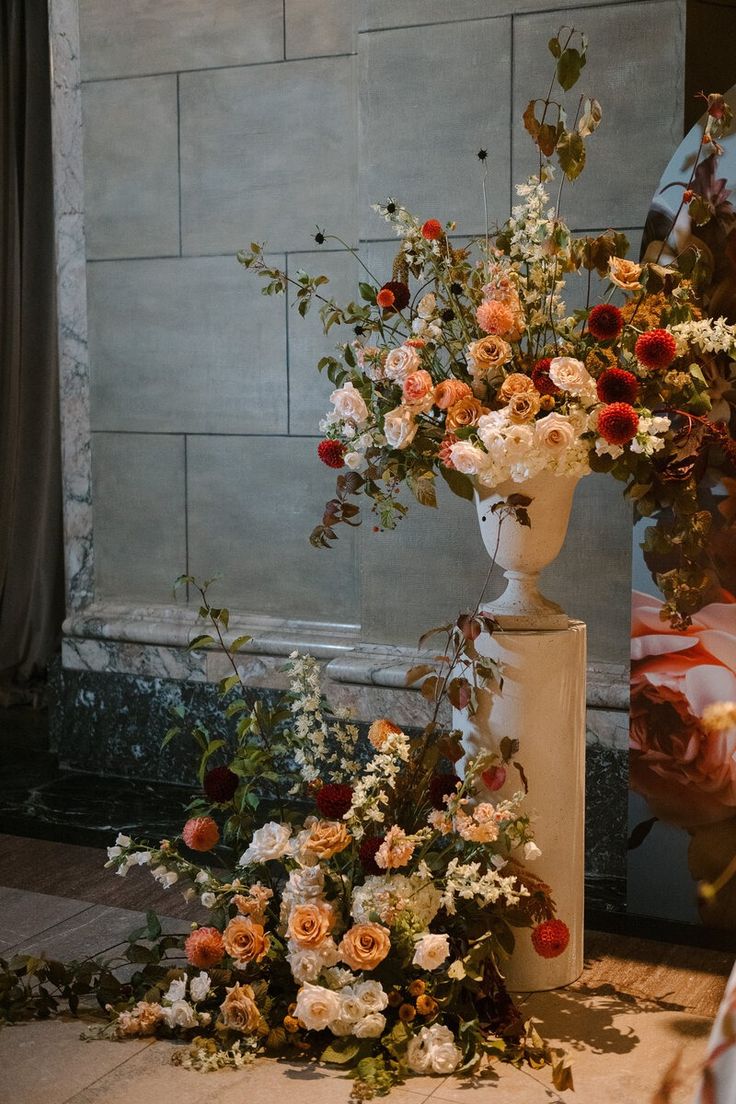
587 303 624 341
530 358 559 396
203 765 239 803
359 835 384 875
429 772 461 810
317 439 345 469
596 367 640 405
597 402 639 446
378 280 411 313
315 783 354 819
531 919 570 959
635 328 677 370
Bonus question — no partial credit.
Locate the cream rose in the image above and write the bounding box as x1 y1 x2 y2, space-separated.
534 411 576 453
220 983 261 1034
383 405 418 449
239 821 291 865
548 357 594 397
339 923 391 971
189 972 211 1003
287 937 340 983
163 999 198 1030
354 980 388 1013
223 916 270 964
384 344 421 383
412 933 450 971
287 902 335 948
448 441 486 475
330 381 369 424
354 1012 386 1038
407 1024 462 1074
608 256 642 291
283 864 325 907
295 982 342 1031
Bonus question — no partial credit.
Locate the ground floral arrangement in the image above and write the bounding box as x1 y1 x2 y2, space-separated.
0 579 573 1098
240 29 736 629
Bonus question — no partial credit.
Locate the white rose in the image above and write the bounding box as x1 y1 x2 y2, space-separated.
384 345 420 383
189 972 211 1003
163 999 198 1030
410 1024 462 1075
449 441 485 475
523 841 542 861
383 406 418 450
330 382 369 424
239 821 291 865
163 977 187 1004
283 865 325 907
406 1032 431 1073
477 409 509 451
354 1012 386 1038
534 412 576 454
502 423 535 457
295 983 342 1031
328 1017 355 1036
431 1039 463 1074
417 293 436 320
412 933 450 971
200 892 216 908
548 357 595 398
354 980 388 1014
287 937 340 983
344 451 362 470
338 987 364 1023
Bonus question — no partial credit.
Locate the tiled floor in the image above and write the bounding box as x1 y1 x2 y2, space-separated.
0 838 733 1104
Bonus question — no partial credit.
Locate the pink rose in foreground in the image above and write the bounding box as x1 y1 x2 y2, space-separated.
630 590 736 828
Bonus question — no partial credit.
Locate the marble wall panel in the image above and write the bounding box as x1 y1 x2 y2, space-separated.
512 1 686 230
285 0 356 58
179 57 357 255
87 256 287 433
359 19 512 240
78 0 284 80
82 76 179 260
286 249 359 435
92 433 186 602
186 436 361 625
358 0 641 30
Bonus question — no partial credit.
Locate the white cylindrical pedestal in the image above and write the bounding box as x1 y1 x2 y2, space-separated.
452 621 586 991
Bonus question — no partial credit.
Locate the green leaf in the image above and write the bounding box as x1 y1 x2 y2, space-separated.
358 281 377 304
218 673 241 695
548 35 561 58
145 911 162 940
557 129 586 180
688 194 713 227
230 634 252 654
439 465 474 502
556 46 586 91
407 471 438 508
321 1038 361 1065
188 633 215 652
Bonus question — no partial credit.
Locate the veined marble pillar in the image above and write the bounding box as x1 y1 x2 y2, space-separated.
453 621 586 991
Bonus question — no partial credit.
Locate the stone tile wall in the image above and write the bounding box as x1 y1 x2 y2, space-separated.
76 0 687 665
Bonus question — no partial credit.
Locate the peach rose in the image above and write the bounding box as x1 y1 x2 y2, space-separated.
185 926 225 969
534 412 576 453
182 816 220 852
385 344 421 383
630 590 736 829
223 916 270 964
446 396 488 431
368 718 403 750
286 902 335 948
220 982 262 1034
498 373 536 402
116 1001 164 1037
403 369 434 404
467 335 512 380
232 883 273 922
608 256 642 291
434 379 473 410
507 390 541 424
339 923 391 971
304 819 351 859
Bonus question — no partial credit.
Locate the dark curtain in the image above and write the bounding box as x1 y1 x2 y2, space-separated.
0 0 64 693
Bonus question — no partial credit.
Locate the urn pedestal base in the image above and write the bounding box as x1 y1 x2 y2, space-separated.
453 621 586 991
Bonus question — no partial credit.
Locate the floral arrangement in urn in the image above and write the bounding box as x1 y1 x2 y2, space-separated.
0 583 572 1097
240 29 736 628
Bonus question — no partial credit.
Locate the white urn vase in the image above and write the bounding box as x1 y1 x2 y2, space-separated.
475 469 581 630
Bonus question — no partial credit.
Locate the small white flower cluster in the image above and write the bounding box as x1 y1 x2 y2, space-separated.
107 834 152 877
595 410 671 460
160 972 212 1031
670 317 736 358
412 292 443 342
345 728 411 837
286 653 360 785
440 859 529 915
295 980 388 1038
172 1038 256 1072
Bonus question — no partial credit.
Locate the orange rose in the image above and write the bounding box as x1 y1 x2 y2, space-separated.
304 819 351 859
232 883 273 923
507 390 541 423
339 923 391 971
498 372 536 402
434 379 473 410
466 335 512 380
185 926 225 969
608 256 642 292
403 369 434 404
223 916 270 964
286 902 335 948
220 982 262 1033
445 396 488 430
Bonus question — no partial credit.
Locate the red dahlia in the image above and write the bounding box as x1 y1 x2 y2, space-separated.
635 328 677 370
317 439 345 468
597 402 639 446
315 782 354 819
203 765 239 803
421 219 443 241
530 358 559 396
378 280 411 313
587 303 624 341
596 367 640 405
429 772 461 810
359 836 384 875
531 919 570 959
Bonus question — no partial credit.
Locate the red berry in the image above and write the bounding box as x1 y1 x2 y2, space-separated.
596 367 640 405
683 189 694 203
317 439 345 469
315 783 354 819
531 919 570 959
